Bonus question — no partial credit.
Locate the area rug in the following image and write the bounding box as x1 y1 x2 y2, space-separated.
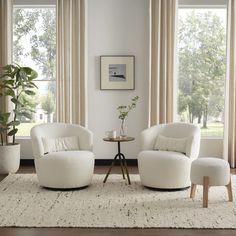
0 174 236 228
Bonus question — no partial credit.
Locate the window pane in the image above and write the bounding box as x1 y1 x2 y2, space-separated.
177 8 227 138
13 7 56 136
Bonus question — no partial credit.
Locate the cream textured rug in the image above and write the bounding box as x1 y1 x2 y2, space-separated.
0 174 236 228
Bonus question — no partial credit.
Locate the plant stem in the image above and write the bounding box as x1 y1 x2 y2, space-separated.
12 96 18 145
0 133 3 146
5 132 8 145
12 91 19 145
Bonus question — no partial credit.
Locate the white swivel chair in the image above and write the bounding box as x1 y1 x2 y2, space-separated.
30 123 94 189
138 123 200 190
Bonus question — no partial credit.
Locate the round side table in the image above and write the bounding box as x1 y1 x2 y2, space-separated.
103 137 135 184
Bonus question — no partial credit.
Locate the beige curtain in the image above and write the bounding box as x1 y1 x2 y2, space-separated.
0 0 12 113
56 0 87 126
224 0 236 168
149 0 177 126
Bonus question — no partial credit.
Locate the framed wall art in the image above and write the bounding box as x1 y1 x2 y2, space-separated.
100 55 135 90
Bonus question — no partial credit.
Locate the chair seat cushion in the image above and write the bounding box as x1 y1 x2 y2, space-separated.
191 157 230 186
138 150 192 189
138 150 188 161
35 151 94 189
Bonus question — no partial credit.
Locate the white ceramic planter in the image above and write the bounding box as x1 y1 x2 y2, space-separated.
0 143 20 174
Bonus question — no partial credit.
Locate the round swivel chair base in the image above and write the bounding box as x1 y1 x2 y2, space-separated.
42 185 89 191
145 185 190 192
35 151 95 190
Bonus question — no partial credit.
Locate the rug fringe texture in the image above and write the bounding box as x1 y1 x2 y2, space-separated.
0 174 236 228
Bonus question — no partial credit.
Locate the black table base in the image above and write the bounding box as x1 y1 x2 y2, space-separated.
103 141 131 184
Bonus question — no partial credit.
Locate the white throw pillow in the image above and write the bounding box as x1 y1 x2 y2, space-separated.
154 135 187 154
42 136 79 154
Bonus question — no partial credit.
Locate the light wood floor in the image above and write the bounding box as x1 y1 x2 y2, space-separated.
0 165 235 236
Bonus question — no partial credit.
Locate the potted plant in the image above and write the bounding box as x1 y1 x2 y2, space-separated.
0 64 38 174
117 96 139 137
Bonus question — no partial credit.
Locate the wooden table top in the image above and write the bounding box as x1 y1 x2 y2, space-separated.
103 137 135 142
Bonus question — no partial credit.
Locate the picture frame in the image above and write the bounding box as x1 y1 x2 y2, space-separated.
100 55 135 90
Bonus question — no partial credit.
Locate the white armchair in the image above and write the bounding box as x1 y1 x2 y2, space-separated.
30 123 94 189
138 123 200 189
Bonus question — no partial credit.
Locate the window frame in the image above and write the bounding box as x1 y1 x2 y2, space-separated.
175 3 227 140
12 3 57 137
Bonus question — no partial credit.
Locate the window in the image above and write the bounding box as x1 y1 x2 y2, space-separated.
176 7 227 138
12 5 56 136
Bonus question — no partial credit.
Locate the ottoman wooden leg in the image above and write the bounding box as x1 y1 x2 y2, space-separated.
226 178 233 202
190 183 197 199
203 176 209 208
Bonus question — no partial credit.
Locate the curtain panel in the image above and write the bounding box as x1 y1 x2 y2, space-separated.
56 0 87 126
149 0 178 126
224 0 236 167
0 0 12 113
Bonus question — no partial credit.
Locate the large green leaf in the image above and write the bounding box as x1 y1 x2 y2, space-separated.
0 112 11 123
4 89 15 97
2 80 14 86
24 84 35 89
29 82 38 88
8 128 18 136
21 67 32 74
3 64 16 72
19 69 27 81
8 120 20 126
24 90 35 96
11 98 22 106
3 89 14 97
29 70 38 80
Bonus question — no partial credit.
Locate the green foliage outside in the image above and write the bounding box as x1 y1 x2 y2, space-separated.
13 8 56 136
178 10 226 137
200 122 223 137
12 9 226 138
16 122 39 136
13 8 56 82
41 91 56 123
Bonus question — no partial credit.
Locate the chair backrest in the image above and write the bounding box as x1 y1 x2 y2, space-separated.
30 123 93 159
140 122 200 159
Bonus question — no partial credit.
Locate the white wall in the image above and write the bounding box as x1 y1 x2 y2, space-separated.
199 139 223 158
87 0 149 159
17 138 34 159
18 137 224 160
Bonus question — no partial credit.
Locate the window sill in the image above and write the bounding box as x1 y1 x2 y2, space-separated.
16 136 31 140
201 137 223 140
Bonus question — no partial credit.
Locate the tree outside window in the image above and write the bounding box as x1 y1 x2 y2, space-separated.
13 7 56 136
177 9 227 138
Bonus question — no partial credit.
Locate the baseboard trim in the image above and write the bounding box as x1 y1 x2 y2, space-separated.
95 159 138 166
20 159 34 166
20 159 138 166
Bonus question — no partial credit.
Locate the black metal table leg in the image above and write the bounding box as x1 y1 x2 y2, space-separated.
120 153 131 185
103 154 119 183
103 137 134 184
118 154 125 179
117 141 125 179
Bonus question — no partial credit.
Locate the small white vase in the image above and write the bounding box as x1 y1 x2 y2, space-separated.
0 143 20 174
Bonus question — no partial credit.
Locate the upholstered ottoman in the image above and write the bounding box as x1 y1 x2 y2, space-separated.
190 158 233 208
